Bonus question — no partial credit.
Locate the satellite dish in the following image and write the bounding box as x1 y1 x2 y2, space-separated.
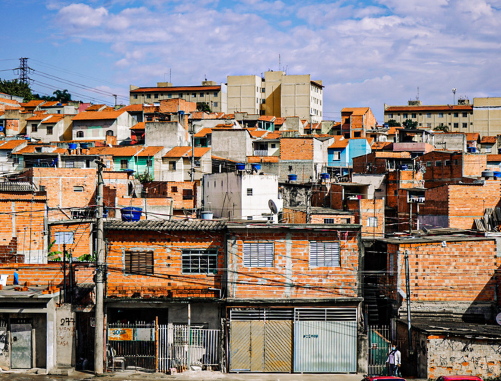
268 199 278 214
497 313 501 325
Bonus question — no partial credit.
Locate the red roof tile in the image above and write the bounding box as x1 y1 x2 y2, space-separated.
247 156 279 163
130 122 146 130
121 104 144 112
194 128 212 138
329 139 349 149
88 145 163 157
385 105 472 112
481 136 497 144
163 146 210 158
131 86 221 93
73 110 126 121
258 115 276 122
41 115 64 124
0 140 26 150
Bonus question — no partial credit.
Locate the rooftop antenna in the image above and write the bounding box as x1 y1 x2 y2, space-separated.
170 69 172 84
279 54 281 71
416 87 420 101
452 88 457 105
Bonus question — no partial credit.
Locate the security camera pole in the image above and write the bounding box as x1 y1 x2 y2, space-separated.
94 159 106 374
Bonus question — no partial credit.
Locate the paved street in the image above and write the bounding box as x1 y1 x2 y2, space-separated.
0 370 368 381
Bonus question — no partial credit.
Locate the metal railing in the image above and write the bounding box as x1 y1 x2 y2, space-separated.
253 150 269 157
158 325 219 372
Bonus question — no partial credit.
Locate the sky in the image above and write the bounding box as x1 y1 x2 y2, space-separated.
2 0 501 121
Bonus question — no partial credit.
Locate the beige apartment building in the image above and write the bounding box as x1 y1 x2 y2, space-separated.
384 100 473 131
472 97 501 136
129 81 227 113
227 71 324 123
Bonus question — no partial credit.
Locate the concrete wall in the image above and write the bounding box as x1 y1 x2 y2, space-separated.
433 133 466 151
211 129 252 163
55 305 76 367
145 121 188 151
227 75 263 114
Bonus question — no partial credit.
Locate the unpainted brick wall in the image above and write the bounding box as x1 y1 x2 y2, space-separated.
227 229 361 299
105 229 225 298
280 138 314 160
0 263 95 287
49 223 93 260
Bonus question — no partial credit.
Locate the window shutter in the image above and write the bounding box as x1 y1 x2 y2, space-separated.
309 241 340 267
243 242 274 267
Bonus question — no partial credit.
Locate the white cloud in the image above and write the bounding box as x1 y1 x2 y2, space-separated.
56 3 108 31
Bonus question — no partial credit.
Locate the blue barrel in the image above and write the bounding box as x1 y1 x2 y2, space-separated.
68 143 78 150
320 173 330 180
201 211 213 220
288 174 297 181
80 143 89 149
121 207 142 222
494 171 501 178
236 163 246 170
251 163 261 171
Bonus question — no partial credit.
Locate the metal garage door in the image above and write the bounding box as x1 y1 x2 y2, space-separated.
229 309 292 372
293 308 357 373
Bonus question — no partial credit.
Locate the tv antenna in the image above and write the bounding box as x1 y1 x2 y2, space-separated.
452 88 457 105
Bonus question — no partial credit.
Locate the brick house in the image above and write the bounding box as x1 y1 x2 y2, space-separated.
282 206 355 224
341 107 377 139
370 233 501 379
161 146 211 182
104 219 226 327
225 222 364 373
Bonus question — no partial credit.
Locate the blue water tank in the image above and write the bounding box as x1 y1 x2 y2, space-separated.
494 171 501 178
251 163 261 171
288 174 297 181
121 207 142 222
68 143 78 150
320 173 330 180
80 143 89 149
236 163 246 171
401 165 408 170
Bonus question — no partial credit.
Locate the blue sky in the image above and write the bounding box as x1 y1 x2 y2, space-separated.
2 0 501 120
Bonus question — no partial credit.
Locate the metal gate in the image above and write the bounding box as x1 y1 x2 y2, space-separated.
11 323 32 369
157 325 219 372
368 325 390 375
229 309 292 372
293 308 357 373
107 322 156 370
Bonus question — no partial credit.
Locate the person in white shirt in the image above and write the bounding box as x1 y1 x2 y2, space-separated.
386 344 401 376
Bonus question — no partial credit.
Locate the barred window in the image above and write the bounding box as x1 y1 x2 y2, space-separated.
124 250 154 275
309 241 340 267
243 242 274 267
182 249 217 274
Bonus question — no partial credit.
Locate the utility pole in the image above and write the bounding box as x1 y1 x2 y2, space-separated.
405 250 414 356
409 201 413 234
94 160 106 374
18 57 31 84
189 124 196 182
113 94 117 108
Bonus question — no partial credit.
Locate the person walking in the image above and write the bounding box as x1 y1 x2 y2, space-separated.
386 344 401 376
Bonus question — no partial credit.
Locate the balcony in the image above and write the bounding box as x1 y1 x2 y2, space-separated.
253 150 269 157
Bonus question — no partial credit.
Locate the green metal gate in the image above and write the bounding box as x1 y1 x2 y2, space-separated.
368 325 390 375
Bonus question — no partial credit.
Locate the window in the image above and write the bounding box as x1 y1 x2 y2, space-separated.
462 123 467 128
261 99 266 104
309 241 340 267
271 143 276 148
444 160 451 166
31 124 38 132
182 249 217 274
192 93 196 98
427 113 431 118
76 131 84 138
146 94 151 99
333 151 341 161
324 218 335 224
47 126 53 135
454 123 459 128
213 102 218 107
39 185 45 192
486 147 492 153
54 231 74 245
13 157 19 165
121 159 128 169
147 159 153 167
171 186 178 192
388 113 393 118
354 132 361 137
438 113 443 118
367 217 378 227
243 242 274 267
403 113 408 119
435 161 442 167
154 93 159 99
426 123 431 127
454 113 458 117
106 130 114 136
183 188 193 200
169 161 176 171
200 92 204 97
247 188 253 196
124 250 153 275
462 112 467 117
73 186 84 192
247 216 253 220
411 113 416 118
133 94 138 99
426 161 432 167
66 161 75 168
389 252 395 275
214 92 218 96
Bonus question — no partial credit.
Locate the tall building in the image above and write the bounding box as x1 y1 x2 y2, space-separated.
129 81 227 113
384 100 473 131
227 71 324 123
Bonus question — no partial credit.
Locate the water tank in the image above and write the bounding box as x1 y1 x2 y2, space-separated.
80 143 89 149
68 143 78 150
251 163 261 172
320 173 330 180
400 164 408 170
494 171 501 179
288 174 297 181
482 170 494 179
201 211 213 220
467 147 477 153
121 207 142 222
236 163 246 171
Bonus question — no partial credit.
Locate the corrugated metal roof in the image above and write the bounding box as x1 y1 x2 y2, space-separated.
104 219 226 231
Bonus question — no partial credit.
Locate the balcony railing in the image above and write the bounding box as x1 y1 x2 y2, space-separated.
253 150 269 157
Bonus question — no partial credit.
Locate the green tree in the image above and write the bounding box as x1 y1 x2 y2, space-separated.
402 119 418 129
196 102 212 113
387 119 401 127
434 124 449 132
0 78 35 101
53 89 72 103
